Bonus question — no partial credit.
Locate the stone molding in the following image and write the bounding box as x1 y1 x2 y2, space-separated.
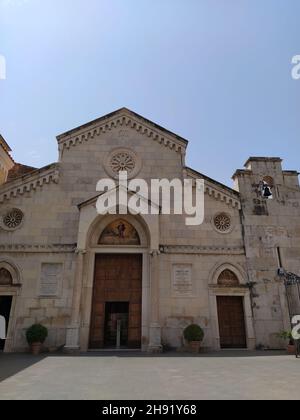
186 168 241 210
204 185 241 209
0 165 59 203
57 113 186 155
0 243 76 253
159 245 245 255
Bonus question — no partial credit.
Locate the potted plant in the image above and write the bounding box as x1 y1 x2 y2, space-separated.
277 330 295 355
26 324 48 355
183 324 204 353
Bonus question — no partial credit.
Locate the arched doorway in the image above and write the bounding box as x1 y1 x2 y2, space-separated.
208 263 255 350
0 268 13 351
216 270 247 349
87 217 149 350
0 262 21 352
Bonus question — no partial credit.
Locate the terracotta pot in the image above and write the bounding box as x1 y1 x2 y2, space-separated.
190 341 201 353
30 342 42 355
287 344 296 355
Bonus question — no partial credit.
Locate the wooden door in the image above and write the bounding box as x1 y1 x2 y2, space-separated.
89 254 142 349
217 296 247 349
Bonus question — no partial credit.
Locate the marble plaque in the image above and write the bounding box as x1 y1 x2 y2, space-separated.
172 265 193 297
39 263 62 297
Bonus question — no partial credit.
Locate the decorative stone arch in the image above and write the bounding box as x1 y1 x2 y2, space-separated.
0 259 22 353
208 262 255 351
209 262 247 287
88 214 150 249
65 200 159 352
76 199 159 251
218 270 239 287
75 213 152 352
0 267 12 285
0 260 21 286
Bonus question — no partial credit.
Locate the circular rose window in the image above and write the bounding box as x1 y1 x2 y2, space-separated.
110 152 136 173
104 148 142 179
1 208 24 231
213 213 232 233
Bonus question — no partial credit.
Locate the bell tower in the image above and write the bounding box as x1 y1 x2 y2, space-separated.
0 135 14 185
233 157 300 349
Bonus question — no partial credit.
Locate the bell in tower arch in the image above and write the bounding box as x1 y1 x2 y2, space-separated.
261 182 273 199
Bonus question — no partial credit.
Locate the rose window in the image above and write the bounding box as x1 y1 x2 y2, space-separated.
3 209 24 229
110 152 136 174
104 148 141 179
214 213 231 233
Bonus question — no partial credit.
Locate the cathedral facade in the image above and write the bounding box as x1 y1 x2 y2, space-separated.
0 108 299 353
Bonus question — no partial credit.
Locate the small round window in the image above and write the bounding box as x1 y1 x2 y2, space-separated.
1 208 24 231
213 213 232 233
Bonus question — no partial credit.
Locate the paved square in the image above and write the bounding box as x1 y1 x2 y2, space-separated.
0 351 299 400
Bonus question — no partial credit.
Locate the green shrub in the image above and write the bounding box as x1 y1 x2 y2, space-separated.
26 324 48 344
184 324 204 342
277 330 294 345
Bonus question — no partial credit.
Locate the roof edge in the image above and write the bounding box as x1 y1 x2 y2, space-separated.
0 134 12 153
56 107 189 145
185 167 240 196
244 157 282 167
0 162 58 189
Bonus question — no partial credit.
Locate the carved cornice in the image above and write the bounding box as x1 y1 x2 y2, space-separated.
0 165 59 203
0 243 76 253
160 245 245 255
185 168 241 210
204 185 241 209
57 112 187 155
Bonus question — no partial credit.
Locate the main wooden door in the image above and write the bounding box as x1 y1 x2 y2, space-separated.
89 254 142 349
217 296 247 349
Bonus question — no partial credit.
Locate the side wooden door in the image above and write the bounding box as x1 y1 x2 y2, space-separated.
217 296 247 349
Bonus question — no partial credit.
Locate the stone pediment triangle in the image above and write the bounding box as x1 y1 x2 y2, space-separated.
78 184 161 213
57 108 188 155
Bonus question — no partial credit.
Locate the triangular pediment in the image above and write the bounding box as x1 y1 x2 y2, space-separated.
78 184 161 213
56 107 188 155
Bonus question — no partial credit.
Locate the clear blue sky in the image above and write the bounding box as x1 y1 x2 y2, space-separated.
0 0 299 186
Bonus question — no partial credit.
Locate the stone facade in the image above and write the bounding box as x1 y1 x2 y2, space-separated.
0 108 299 353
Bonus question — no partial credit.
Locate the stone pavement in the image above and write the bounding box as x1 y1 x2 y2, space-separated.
0 351 299 400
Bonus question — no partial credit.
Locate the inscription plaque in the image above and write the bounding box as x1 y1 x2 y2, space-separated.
39 263 62 296
172 265 193 297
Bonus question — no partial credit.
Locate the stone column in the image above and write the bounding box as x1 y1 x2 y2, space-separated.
64 249 85 353
244 291 256 350
148 250 163 353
